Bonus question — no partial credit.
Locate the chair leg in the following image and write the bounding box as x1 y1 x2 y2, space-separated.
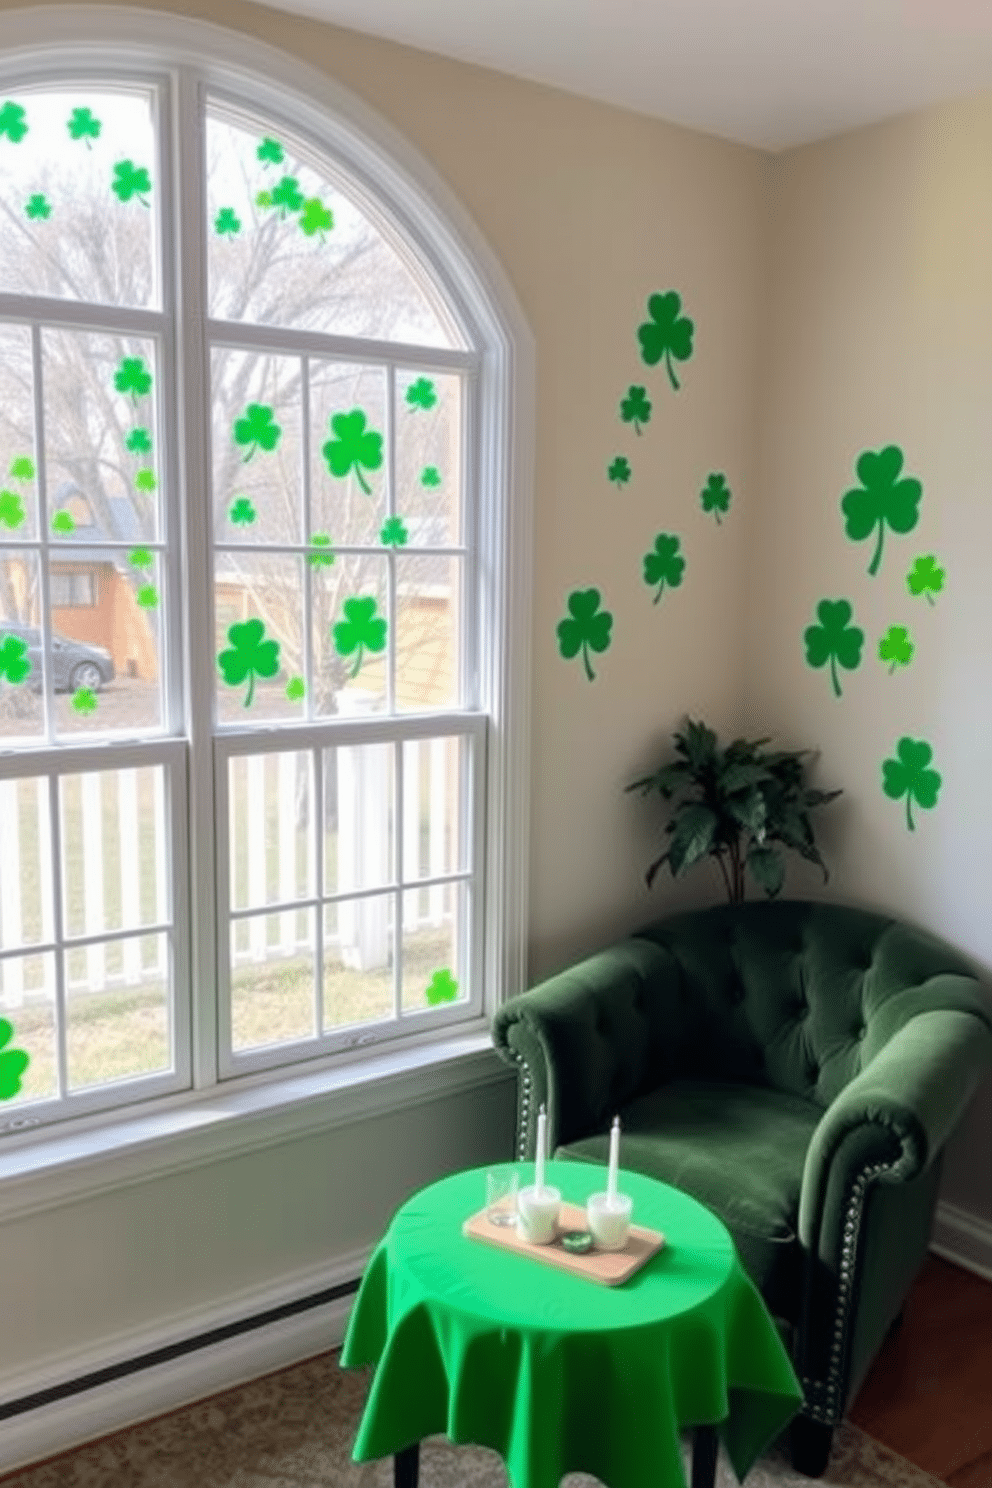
394 1442 419 1488
790 1417 833 1478
691 1424 719 1488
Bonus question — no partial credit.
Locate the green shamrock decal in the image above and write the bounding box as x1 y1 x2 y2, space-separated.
134 468 156 493
255 190 273 210
308 532 335 567
333 596 388 679
0 102 28 143
0 1018 29 1100
0 490 25 529
643 533 686 604
878 625 914 674
25 194 51 221
380 517 408 547
420 466 441 488
257 136 284 165
425 968 458 1005
67 106 101 147
9 456 34 481
405 378 437 411
214 207 241 236
72 687 97 715
270 175 304 217
51 509 75 535
114 357 152 400
322 409 383 496
217 618 281 707
607 456 631 488
556 588 613 682
111 160 151 207
882 737 941 831
136 584 158 608
841 445 922 577
229 496 257 526
803 599 864 698
129 547 153 569
620 385 651 435
907 554 945 606
0 634 31 685
299 198 333 238
700 473 731 524
125 427 152 454
286 676 306 702
234 403 281 461
637 290 695 390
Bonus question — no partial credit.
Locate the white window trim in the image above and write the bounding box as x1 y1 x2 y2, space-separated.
0 5 534 1200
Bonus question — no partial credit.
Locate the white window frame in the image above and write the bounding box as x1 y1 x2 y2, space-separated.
0 7 533 1178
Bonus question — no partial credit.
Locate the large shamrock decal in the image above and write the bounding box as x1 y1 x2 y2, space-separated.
700 473 731 524
217 618 280 707
322 409 383 496
841 445 922 577
0 102 28 143
112 160 151 206
878 625 914 674
67 107 101 147
642 533 686 604
234 403 281 462
0 1018 29 1100
0 634 31 685
114 357 152 400
882 737 941 831
637 291 695 390
333 596 387 679
619 385 651 435
556 588 613 682
907 554 945 606
803 599 864 698
425 968 458 1005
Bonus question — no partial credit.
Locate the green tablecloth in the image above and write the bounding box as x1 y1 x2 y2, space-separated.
340 1160 804 1488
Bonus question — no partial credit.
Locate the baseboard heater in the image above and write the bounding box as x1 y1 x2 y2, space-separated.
0 1275 361 1421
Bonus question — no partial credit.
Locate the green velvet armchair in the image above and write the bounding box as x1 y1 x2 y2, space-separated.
491 900 992 1477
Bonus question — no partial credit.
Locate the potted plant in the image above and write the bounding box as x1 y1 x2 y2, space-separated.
627 717 841 902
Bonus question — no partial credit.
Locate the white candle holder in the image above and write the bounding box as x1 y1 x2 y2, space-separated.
586 1191 633 1251
516 1184 561 1245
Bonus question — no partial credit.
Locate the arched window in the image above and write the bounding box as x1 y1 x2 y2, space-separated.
0 14 531 1131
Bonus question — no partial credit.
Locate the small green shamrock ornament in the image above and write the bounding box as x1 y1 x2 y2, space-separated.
134 469 156 493
803 599 864 698
129 547 153 569
0 634 31 685
700 473 731 524
906 554 945 606
215 207 241 235
114 357 152 400
72 687 97 715
286 676 306 702
406 377 437 411
51 509 75 535
421 466 441 488
882 737 941 831
136 584 158 608
0 490 25 529
234 403 281 461
111 160 151 206
556 588 613 682
0 102 28 143
217 619 280 707
380 517 408 547
425 968 458 1005
637 290 695 390
643 533 686 604
333 597 387 679
9 456 34 481
125 427 152 454
67 107 101 146
308 533 335 567
878 626 914 674
257 136 284 165
229 496 257 526
270 176 304 217
841 445 922 577
25 194 50 221
620 385 651 435
322 409 383 496
0 1018 29 1100
607 456 631 488
299 198 333 238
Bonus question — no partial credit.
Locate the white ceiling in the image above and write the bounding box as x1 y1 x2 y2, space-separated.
257 0 992 151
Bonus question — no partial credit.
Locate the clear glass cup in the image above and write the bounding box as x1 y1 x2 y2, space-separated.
485 1168 519 1226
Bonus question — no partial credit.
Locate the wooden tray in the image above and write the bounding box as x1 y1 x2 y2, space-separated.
461 1200 665 1286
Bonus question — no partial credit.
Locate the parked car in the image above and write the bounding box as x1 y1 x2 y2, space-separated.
0 623 115 692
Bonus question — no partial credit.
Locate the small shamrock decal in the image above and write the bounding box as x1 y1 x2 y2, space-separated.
270 175 304 217
0 490 25 529
67 106 101 146
72 687 97 715
637 290 695 390
700 473 731 524
136 584 158 608
0 634 31 685
607 456 631 488
322 409 383 496
9 456 34 481
234 403 281 461
333 596 388 679
217 618 281 707
255 190 273 209
643 533 686 604
882 737 941 831
878 626 914 674
299 198 333 238
114 357 152 400
380 516 408 547
556 588 613 682
405 378 437 411
420 466 441 488
620 385 651 435
51 509 75 535
308 532 335 567
803 599 864 698
0 102 28 143
214 207 242 235
841 445 922 577
129 546 153 569
286 676 306 702
0 1018 29 1100
907 554 945 606
229 496 257 526
25 194 51 221
111 159 151 207
425 968 458 1005
134 468 156 493
125 427 152 454
257 136 284 165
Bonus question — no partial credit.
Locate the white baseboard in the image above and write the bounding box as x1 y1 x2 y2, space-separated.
930 1198 992 1282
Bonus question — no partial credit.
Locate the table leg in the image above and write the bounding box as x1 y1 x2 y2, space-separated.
394 1442 420 1488
691 1424 719 1488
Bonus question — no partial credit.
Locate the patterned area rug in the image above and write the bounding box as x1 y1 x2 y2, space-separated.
0 1350 945 1487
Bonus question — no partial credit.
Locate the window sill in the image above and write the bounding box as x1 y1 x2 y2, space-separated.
0 1026 513 1222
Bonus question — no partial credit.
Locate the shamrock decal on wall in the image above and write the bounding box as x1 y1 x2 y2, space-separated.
620 385 651 435
425 968 458 1005
556 588 613 682
803 599 864 698
217 619 281 707
405 377 437 411
607 456 631 489
882 737 941 831
642 533 686 605
907 554 945 606
67 107 101 147
234 403 281 462
700 473 731 524
0 1018 29 1100
878 626 914 674
322 409 383 496
841 445 922 577
0 634 31 685
114 357 152 401
333 596 387 679
111 160 151 207
637 290 695 390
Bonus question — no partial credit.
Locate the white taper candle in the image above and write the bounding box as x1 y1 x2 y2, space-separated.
535 1103 548 1194
607 1115 620 1202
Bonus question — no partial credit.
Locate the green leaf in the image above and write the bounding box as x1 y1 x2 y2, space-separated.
0 102 28 143
906 554 945 606
607 456 631 488
214 207 242 236
425 968 459 1005
420 465 441 488
666 803 718 878
71 686 97 715
298 197 333 238
803 598 864 698
217 618 281 707
308 532 335 567
0 1018 29 1100
0 633 31 685
620 385 651 435
257 136 284 165
332 596 387 679
114 357 152 399
878 625 914 673
405 377 437 411
637 290 695 390
322 409 383 496
67 106 101 146
111 159 151 206
233 403 281 462
25 193 50 220
379 516 408 547
642 533 685 604
841 445 922 577
556 588 613 682
625 759 691 798
0 490 26 529
747 845 785 898
700 473 731 523
229 496 257 526
882 736 941 831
